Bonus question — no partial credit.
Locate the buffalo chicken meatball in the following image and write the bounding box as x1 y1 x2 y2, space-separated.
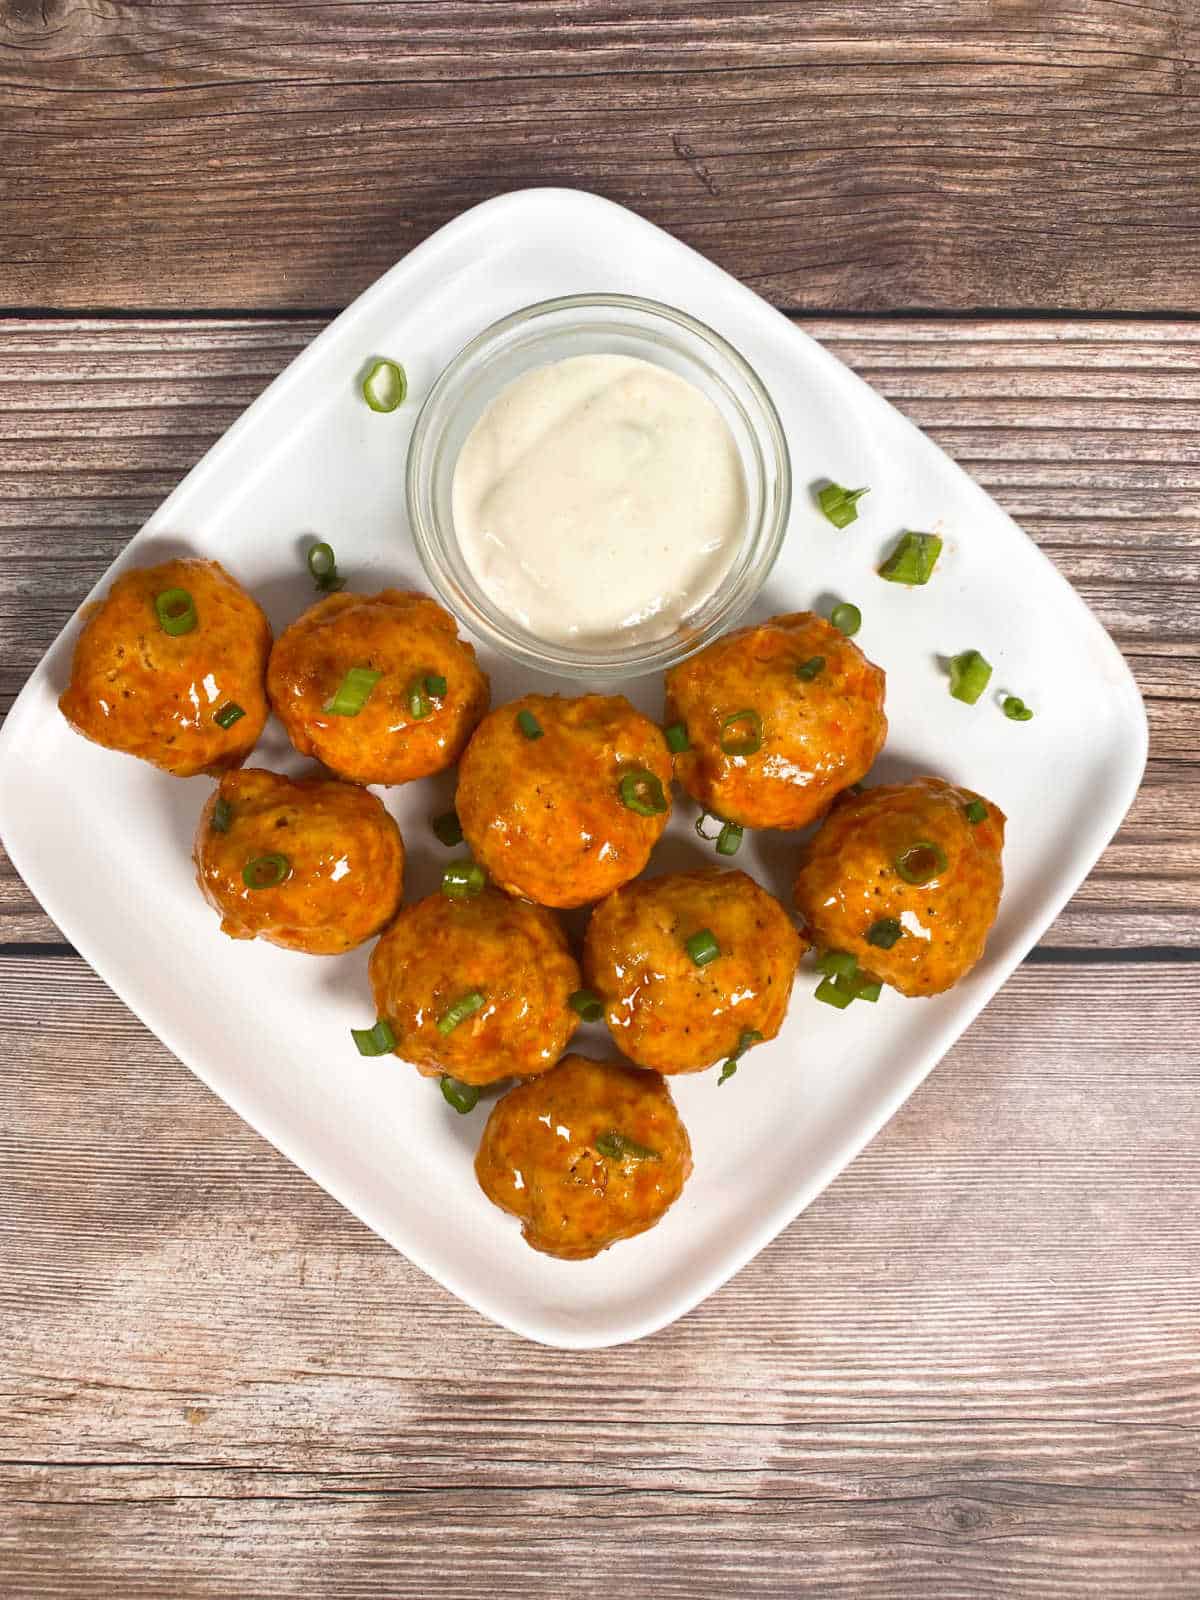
368 886 581 1086
664 611 886 830
475 1054 692 1259
456 694 673 909
267 589 489 786
194 769 404 955
793 776 1005 997
58 557 270 777
583 867 805 1075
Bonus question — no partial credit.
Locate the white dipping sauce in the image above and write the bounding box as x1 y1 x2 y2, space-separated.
451 353 747 646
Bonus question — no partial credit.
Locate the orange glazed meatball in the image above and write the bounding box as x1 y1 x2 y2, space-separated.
368 886 581 1086
664 611 886 830
456 694 673 909
58 558 270 777
267 589 489 785
194 769 404 955
475 1054 692 1260
583 867 805 1075
793 776 1006 997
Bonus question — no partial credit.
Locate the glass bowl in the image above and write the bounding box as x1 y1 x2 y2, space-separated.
406 293 791 680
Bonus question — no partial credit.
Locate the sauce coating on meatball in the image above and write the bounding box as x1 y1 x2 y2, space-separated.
664 611 886 830
58 557 271 777
475 1054 693 1259
456 694 673 908
793 775 1005 997
583 866 805 1074
267 589 489 786
194 768 405 955
368 886 581 1086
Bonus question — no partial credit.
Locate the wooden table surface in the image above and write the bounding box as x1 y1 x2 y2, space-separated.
2 5 1198 1595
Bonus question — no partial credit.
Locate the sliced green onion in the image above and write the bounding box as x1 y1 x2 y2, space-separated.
442 859 486 899
817 482 870 529
894 840 948 885
1003 695 1034 722
854 978 882 1003
830 601 862 637
595 1130 660 1163
211 796 233 834
695 813 722 842
618 768 668 816
440 1075 480 1114
879 531 943 586
664 722 690 754
685 929 720 967
307 542 345 593
214 702 245 730
437 990 485 1036
362 357 407 414
516 708 543 740
815 975 856 1010
568 989 604 1022
425 673 448 699
719 1026 763 1083
867 917 904 950
351 1017 396 1056
948 649 993 706
796 655 825 682
815 949 858 980
964 799 988 825
432 809 464 847
242 852 291 890
716 822 743 857
407 676 433 720
718 1060 738 1085
324 666 382 717
719 708 763 757
154 587 197 636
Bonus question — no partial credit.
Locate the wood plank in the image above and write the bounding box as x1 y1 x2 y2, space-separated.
2 2 1198 313
1 317 1195 946
1 955 1197 1597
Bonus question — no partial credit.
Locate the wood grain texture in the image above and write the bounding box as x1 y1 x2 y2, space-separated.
1 0 1199 313
0 954 1198 1598
1 316 1195 946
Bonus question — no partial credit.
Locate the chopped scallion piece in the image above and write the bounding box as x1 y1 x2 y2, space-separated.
618 768 668 816
796 655 825 681
442 859 486 899
719 1026 764 1083
407 676 433 720
440 1075 480 1114
664 722 690 754
516 708 543 740
695 813 722 842
242 852 291 890
568 989 604 1022
719 708 763 757
830 601 862 637
1002 695 1034 722
879 531 943 586
437 990 485 1036
324 666 382 717
948 649 993 705
362 357 407 413
815 975 856 1010
154 587 197 636
211 795 233 834
351 1017 396 1056
595 1130 660 1163
816 949 858 980
817 482 870 529
425 673 448 698
214 703 245 731
894 840 948 885
854 978 882 1003
685 929 720 967
307 542 345 593
867 917 904 950
432 809 464 847
964 799 988 825
716 821 743 857
718 1060 738 1085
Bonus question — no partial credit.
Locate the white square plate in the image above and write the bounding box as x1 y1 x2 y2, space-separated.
0 190 1146 1348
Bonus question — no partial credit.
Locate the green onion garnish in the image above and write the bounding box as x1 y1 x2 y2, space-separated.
796 656 825 681
948 649 993 705
814 951 881 1008
815 975 855 1010
817 482 870 529
830 602 862 637
214 702 245 730
716 822 743 857
595 1131 660 1163
867 917 904 949
1003 695 1034 722
664 722 690 753
324 666 382 717
437 990 485 1036
242 852 291 890
362 357 407 413
440 1075 480 1114
618 768 668 816
351 1017 396 1056
442 859 486 899
432 810 464 847
854 978 882 1003
879 531 943 586
816 949 858 980
307 542 345 593
569 989 604 1022
718 1060 738 1085
211 796 233 834
686 929 720 967
425 673 448 699
719 708 763 757
718 1027 763 1085
695 814 720 841
964 799 988 825
154 588 197 636
407 677 433 720
516 708 543 740
894 840 948 885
